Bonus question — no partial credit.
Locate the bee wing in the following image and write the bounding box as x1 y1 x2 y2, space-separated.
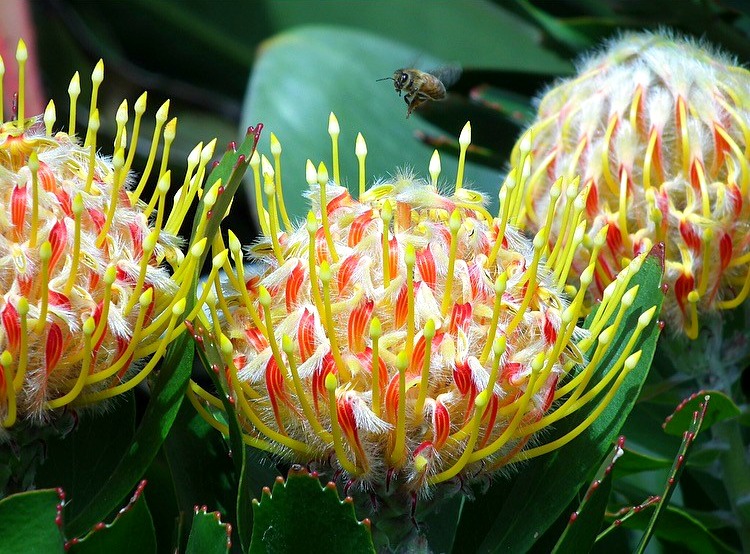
429 66 462 89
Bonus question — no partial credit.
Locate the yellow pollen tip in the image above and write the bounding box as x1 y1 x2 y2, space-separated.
328 112 340 136
139 287 154 307
325 372 338 392
355 133 367 156
317 162 329 184
258 286 272 307
220 334 233 355
306 160 317 185
173 298 187 315
369 317 382 338
270 132 282 155
83 317 96 336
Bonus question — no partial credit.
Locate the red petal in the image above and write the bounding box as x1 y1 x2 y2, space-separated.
337 254 360 294
348 210 374 247
48 220 68 273
432 399 450 450
45 323 64 375
11 184 27 239
347 298 374 353
327 190 353 214
2 303 20 351
298 308 316 362
285 261 305 313
448 302 473 335
416 246 437 290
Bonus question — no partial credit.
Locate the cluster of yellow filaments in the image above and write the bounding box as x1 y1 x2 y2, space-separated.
513 32 750 339
0 40 210 435
189 113 656 495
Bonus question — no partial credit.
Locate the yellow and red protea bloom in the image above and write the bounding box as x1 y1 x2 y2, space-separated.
0 41 209 436
189 114 655 496
511 32 750 338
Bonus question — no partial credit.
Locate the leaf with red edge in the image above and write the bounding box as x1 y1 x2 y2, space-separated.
662 389 740 436
185 506 232 554
551 439 624 553
248 465 374 554
0 488 65 554
67 481 155 554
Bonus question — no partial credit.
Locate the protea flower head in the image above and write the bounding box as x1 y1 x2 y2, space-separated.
511 31 750 339
0 40 210 436
189 114 655 500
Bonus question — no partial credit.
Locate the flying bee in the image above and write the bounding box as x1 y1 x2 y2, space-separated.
377 66 461 118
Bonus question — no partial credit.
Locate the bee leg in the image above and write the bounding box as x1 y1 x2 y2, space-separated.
404 94 415 118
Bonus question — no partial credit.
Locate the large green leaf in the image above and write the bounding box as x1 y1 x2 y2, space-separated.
242 26 506 225
0 489 65 553
185 507 232 554
265 1 571 73
68 482 156 554
248 466 375 554
34 392 136 523
454 248 665 553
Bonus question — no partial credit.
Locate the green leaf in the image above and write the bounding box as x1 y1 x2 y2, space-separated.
663 390 741 437
242 25 504 225
614 447 671 477
162 401 237 551
615 505 737 554
248 466 374 554
634 395 710 553
420 495 464 554
551 442 622 554
455 247 665 553
35 391 136 523
0 489 65 553
264 1 571 73
68 482 156 554
185 507 231 554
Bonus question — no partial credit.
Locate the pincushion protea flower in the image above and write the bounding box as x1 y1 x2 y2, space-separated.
189 114 655 498
512 32 750 339
0 41 209 436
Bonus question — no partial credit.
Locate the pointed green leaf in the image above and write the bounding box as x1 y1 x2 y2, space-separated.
68 482 155 554
0 489 65 554
635 395 710 553
614 447 671 477
248 466 374 554
551 442 622 553
185 507 231 554
663 390 740 436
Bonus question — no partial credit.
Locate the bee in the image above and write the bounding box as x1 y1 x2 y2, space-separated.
378 66 461 118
